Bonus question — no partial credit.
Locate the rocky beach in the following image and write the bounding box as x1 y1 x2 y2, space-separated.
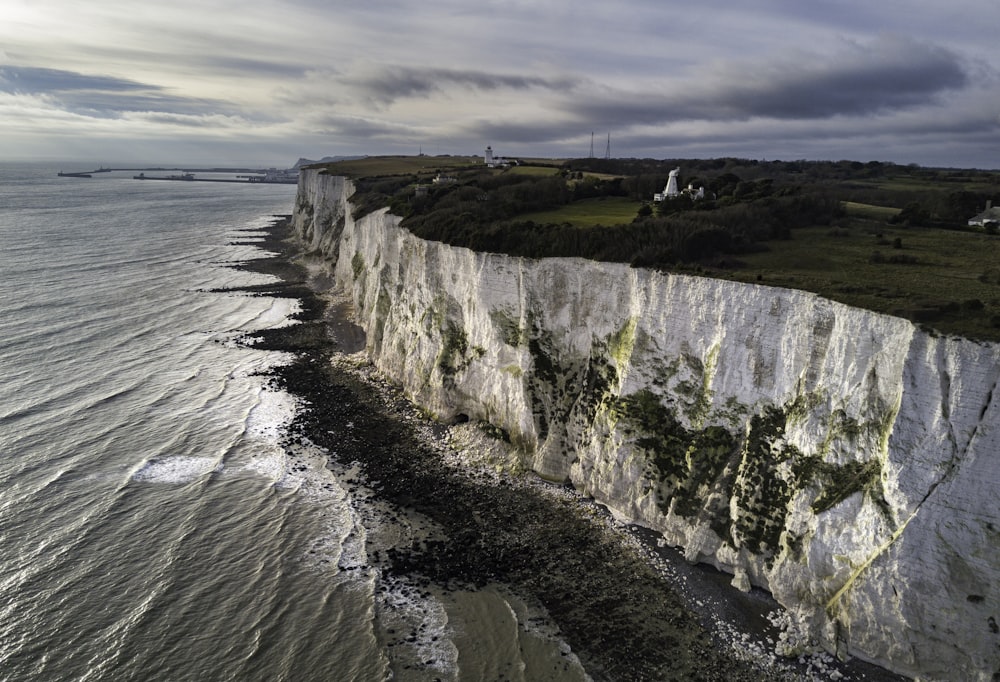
230 217 908 681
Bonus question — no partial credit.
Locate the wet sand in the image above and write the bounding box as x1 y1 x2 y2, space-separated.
231 217 908 681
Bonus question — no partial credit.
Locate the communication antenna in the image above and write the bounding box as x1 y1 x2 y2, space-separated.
590 132 595 158
605 133 611 160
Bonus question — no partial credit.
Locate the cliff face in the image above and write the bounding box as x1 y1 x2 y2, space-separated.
294 169 1000 681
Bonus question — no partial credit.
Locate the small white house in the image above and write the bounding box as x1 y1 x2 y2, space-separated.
968 200 1000 228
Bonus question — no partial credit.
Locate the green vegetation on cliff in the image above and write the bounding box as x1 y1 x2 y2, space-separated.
317 155 1000 340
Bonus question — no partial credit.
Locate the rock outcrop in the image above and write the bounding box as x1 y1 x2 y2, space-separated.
293 168 1000 681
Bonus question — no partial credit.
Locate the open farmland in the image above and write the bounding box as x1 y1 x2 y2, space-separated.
724 222 1000 341
519 197 643 227
317 155 482 178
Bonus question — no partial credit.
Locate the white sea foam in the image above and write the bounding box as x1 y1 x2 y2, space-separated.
299 460 368 575
375 574 459 678
239 452 287 483
221 403 296 485
131 456 223 484
240 297 301 331
244 387 297 445
320 460 459 677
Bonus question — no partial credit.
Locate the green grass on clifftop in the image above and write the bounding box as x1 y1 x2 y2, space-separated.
519 196 643 227
724 222 1000 341
315 155 482 178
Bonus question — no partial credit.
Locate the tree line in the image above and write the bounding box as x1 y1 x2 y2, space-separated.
397 162 841 267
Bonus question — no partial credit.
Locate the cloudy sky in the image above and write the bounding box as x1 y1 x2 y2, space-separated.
2 0 998 167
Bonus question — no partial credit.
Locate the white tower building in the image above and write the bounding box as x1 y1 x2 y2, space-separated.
654 167 683 201
665 167 681 197
485 146 494 167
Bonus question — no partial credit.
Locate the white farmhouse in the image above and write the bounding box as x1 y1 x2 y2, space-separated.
968 200 1000 228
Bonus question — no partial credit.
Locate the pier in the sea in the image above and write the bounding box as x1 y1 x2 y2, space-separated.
56 166 299 184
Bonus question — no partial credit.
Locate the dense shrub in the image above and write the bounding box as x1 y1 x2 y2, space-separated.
352 161 848 268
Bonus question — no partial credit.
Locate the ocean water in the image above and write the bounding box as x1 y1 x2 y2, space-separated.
0 165 382 681
0 163 598 682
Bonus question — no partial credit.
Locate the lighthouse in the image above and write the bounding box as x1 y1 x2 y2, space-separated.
484 145 494 167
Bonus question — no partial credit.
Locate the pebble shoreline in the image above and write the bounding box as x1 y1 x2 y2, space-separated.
232 217 907 682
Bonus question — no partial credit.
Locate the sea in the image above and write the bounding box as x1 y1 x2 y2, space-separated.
0 163 605 682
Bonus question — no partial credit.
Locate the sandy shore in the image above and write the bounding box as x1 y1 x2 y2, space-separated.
231 217 908 682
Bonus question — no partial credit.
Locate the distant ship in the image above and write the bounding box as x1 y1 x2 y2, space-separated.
57 171 92 178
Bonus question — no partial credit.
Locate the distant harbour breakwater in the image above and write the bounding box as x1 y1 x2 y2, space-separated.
292 168 1000 681
55 167 298 183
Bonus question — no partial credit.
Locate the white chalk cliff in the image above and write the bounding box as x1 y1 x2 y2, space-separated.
294 168 1000 681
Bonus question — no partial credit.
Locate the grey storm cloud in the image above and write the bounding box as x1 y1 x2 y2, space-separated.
0 65 235 118
345 66 581 105
310 112 419 139
2 2 996 168
572 36 969 126
0 65 155 94
461 118 581 145
189 56 306 79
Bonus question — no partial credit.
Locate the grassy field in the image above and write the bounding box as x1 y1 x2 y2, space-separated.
318 155 482 178
843 202 901 221
723 221 1000 340
848 175 1000 194
505 165 563 177
515 157 569 167
518 196 643 227
317 156 565 179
